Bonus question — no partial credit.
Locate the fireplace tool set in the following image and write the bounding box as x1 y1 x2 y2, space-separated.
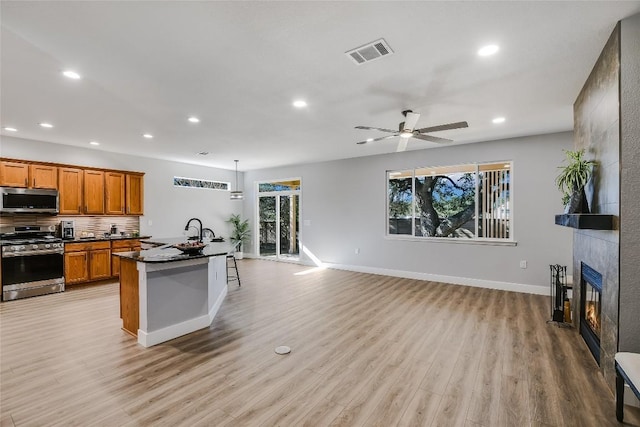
549 264 572 326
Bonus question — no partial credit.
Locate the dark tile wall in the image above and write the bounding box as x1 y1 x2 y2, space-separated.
572 24 620 392
619 12 640 354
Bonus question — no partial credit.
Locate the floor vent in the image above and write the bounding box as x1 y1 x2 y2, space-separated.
345 38 393 65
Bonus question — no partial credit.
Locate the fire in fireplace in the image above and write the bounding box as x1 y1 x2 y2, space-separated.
580 263 602 364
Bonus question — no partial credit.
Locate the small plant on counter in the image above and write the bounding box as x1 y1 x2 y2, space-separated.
555 149 596 213
226 214 250 256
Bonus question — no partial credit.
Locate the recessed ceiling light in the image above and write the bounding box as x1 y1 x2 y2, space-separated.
89 141 100 146
188 116 200 123
3 127 17 132
62 70 81 79
293 100 307 108
39 122 54 128
366 138 374 143
142 133 153 139
492 117 506 124
478 45 499 57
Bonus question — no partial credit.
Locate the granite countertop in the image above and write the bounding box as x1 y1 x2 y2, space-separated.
113 238 234 263
63 235 151 243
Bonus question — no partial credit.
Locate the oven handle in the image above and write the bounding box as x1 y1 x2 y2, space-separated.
2 249 64 257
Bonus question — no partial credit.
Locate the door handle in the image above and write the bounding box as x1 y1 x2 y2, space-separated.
33 178 36 187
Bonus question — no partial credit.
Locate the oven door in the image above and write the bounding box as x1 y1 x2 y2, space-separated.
1 251 64 300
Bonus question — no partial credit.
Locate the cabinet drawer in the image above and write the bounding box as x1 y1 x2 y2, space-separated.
111 239 140 249
65 241 111 252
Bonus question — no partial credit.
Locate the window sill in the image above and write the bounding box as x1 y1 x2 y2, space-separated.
385 235 517 247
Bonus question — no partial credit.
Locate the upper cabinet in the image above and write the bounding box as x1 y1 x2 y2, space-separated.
59 167 83 215
105 172 125 215
126 174 144 215
84 170 105 215
30 164 58 189
0 161 58 189
0 161 29 187
2 158 143 216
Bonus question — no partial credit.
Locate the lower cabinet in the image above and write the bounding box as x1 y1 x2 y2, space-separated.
64 241 111 284
111 239 141 277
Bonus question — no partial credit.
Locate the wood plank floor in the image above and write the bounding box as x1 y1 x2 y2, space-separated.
1 259 639 426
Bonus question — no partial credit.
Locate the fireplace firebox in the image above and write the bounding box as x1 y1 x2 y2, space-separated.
580 262 602 364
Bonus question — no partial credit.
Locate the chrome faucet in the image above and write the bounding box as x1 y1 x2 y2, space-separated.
184 218 203 242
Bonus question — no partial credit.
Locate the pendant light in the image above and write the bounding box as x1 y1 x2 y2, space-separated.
230 160 244 200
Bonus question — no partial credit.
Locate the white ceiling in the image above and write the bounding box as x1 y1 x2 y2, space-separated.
1 1 639 171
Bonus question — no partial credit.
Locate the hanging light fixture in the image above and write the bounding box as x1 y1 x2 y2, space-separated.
230 160 244 200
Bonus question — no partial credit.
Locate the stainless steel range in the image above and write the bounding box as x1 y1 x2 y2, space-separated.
1 225 64 301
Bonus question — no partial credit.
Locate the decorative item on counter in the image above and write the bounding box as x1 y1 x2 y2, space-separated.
132 230 140 237
173 241 207 255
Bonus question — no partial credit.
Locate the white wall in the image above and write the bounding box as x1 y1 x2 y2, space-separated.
243 132 574 293
0 136 242 239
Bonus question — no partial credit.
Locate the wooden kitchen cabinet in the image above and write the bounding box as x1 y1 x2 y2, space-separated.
105 172 126 215
0 161 58 189
59 167 84 215
64 241 111 284
64 251 90 284
0 161 29 187
126 174 144 215
29 164 58 189
111 239 141 276
83 170 104 214
90 249 112 280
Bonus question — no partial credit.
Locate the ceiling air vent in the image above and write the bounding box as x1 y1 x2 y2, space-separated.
345 38 393 65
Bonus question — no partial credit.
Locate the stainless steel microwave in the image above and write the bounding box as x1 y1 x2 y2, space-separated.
0 187 59 214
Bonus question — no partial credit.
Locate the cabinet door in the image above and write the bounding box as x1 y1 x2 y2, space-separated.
126 174 144 215
84 170 105 214
30 164 58 189
110 248 132 277
89 249 112 280
0 161 29 187
58 168 83 215
64 251 89 284
105 172 125 215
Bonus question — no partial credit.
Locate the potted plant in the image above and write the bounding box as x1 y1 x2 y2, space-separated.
226 214 251 259
555 149 596 214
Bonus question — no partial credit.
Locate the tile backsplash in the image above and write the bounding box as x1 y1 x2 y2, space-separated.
0 215 140 237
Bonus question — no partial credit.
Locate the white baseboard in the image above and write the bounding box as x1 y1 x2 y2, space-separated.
322 262 549 296
138 285 228 348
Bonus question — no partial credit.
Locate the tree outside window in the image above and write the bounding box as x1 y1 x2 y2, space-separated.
387 162 511 240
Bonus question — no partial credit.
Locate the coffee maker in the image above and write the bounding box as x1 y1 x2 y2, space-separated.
60 220 75 240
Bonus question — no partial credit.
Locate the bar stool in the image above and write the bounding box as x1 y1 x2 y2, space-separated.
227 252 241 287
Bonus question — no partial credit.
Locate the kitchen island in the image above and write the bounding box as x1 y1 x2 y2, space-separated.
114 238 235 347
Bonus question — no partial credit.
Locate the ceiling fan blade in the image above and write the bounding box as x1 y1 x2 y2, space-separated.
355 126 397 133
396 138 409 152
415 121 469 134
412 134 453 144
356 134 399 145
402 112 420 131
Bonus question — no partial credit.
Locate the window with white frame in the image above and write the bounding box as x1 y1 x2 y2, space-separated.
387 161 512 240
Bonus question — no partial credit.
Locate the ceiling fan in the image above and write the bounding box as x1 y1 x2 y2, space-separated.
355 110 468 152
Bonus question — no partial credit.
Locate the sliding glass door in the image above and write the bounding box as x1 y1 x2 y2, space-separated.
258 180 300 260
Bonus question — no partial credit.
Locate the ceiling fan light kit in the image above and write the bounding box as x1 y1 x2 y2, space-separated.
355 110 468 152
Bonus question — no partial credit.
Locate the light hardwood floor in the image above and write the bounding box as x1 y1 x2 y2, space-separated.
1 259 638 426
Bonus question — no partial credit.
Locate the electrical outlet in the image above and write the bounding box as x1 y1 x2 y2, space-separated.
520 260 527 269
355 248 360 254
148 219 153 226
